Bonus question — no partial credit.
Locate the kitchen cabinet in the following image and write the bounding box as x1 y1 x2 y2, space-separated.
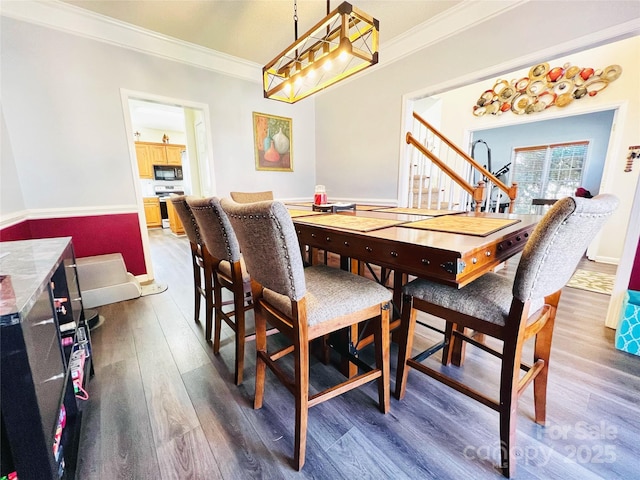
135 143 153 179
135 141 185 174
166 197 185 235
149 144 167 165
143 197 162 228
165 144 184 166
0 237 94 480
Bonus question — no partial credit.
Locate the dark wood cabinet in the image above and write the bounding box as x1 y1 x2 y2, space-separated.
1 237 94 479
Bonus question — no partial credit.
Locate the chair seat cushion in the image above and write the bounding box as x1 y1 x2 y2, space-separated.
403 273 514 326
263 264 392 327
218 256 251 283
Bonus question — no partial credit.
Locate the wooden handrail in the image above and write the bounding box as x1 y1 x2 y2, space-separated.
406 132 475 197
412 111 516 201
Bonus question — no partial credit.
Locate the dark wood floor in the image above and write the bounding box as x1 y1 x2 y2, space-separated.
76 229 640 479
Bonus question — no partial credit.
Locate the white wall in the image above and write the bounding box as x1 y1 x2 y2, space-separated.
134 128 186 145
315 1 640 205
0 108 26 220
431 37 640 264
314 3 639 268
0 15 316 222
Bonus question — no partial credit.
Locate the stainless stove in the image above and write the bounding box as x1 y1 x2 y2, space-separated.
154 184 185 198
154 185 184 228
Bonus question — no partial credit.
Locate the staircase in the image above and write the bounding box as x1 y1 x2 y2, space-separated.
411 176 454 210
406 111 517 213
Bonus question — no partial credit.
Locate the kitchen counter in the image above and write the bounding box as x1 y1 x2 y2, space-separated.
0 235 93 479
0 236 73 324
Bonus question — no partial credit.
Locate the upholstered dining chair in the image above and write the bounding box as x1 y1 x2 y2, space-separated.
395 194 618 478
168 195 213 338
221 198 392 470
229 190 274 203
188 196 254 385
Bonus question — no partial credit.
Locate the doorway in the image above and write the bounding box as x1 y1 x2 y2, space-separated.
400 89 625 328
468 109 616 214
120 89 216 281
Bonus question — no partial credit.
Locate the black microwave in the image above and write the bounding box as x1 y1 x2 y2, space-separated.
153 165 183 181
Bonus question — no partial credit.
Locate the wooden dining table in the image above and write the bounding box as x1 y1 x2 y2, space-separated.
286 203 540 375
288 204 538 288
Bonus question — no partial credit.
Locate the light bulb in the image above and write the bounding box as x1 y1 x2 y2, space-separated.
339 51 348 62
323 60 332 71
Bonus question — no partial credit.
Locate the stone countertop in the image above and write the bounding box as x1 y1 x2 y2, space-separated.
0 237 72 324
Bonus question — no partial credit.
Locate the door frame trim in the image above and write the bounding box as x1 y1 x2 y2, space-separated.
120 88 216 281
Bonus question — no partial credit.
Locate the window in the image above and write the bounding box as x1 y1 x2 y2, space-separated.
511 141 588 213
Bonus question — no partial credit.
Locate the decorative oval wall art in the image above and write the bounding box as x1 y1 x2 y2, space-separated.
471 62 622 117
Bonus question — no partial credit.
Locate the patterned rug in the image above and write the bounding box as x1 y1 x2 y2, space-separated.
566 269 615 295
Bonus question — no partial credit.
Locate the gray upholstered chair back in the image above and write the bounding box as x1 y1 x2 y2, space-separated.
513 194 618 302
169 195 201 245
221 199 306 301
229 191 274 203
187 197 242 263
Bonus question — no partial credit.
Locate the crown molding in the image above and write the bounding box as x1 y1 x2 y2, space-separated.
5 0 637 89
403 18 640 101
381 0 530 65
0 0 262 83
2 0 534 85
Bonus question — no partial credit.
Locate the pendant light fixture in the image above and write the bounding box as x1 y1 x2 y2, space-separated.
263 1 379 103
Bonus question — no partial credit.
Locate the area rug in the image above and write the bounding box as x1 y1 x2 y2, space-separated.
566 269 615 295
140 282 168 296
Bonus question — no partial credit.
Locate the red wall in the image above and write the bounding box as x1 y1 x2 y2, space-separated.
0 213 147 276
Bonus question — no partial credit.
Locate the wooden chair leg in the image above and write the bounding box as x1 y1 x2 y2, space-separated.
391 271 407 345
533 314 555 425
374 302 391 412
348 324 359 378
321 334 330 365
395 295 417 400
499 322 526 478
233 284 246 386
191 249 201 324
450 324 467 367
499 378 518 478
338 324 359 378
441 321 454 366
212 277 223 350
293 324 309 471
204 261 214 342
253 308 267 410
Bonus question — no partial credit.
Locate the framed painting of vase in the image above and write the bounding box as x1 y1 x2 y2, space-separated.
253 112 293 172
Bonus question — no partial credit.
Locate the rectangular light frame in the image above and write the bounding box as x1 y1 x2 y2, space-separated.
263 1 379 103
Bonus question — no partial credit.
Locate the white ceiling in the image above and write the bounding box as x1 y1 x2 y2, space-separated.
63 0 464 132
129 99 186 132
60 0 463 65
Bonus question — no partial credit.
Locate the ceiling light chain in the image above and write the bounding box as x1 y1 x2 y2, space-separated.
293 0 298 41
294 0 330 41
